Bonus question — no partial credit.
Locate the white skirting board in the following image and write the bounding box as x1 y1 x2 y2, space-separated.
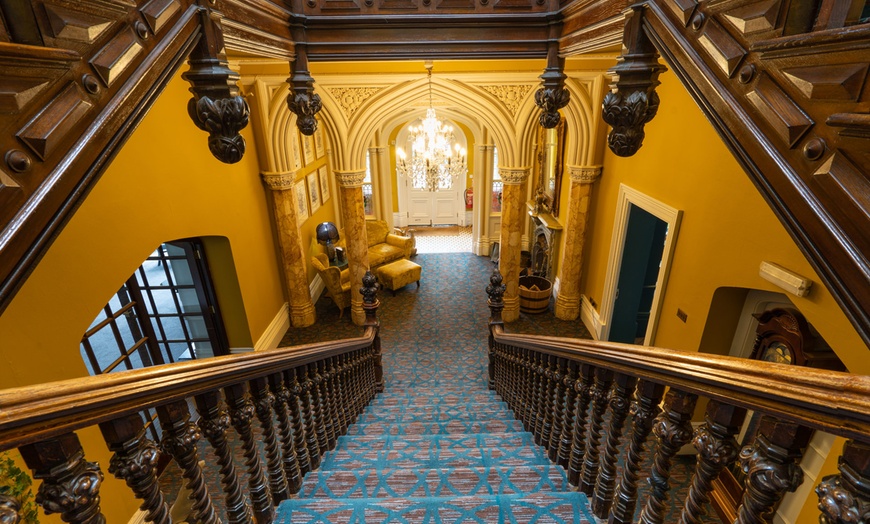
580 294 603 341
254 302 290 352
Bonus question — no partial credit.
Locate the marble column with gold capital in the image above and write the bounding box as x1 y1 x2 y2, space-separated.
335 169 370 325
262 172 316 327
554 165 602 320
497 167 530 323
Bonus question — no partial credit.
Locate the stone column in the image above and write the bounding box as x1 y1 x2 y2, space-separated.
335 169 370 325
262 172 316 327
497 167 530 323
370 146 392 225
554 165 602 320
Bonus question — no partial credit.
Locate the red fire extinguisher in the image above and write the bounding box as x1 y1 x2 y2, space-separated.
464 188 474 209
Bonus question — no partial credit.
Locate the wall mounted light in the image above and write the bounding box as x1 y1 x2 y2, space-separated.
759 261 812 297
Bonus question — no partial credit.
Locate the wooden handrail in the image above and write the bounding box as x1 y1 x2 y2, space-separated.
0 328 376 451
491 326 870 441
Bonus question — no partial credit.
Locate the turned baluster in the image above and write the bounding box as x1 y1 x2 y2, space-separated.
303 364 329 457
539 355 558 451
518 349 534 429
284 368 314 475
296 366 322 468
19 433 106 524
568 363 595 486
489 342 503 395
317 361 338 449
99 414 170 524
224 383 274 524
579 367 615 495
346 351 362 418
339 354 355 428
534 353 551 444
638 388 698 524
506 347 521 409
592 373 638 518
547 358 568 461
609 380 666 524
267 373 303 494
193 391 255 524
735 416 812 524
679 400 745 524
816 439 870 524
362 270 384 393
156 401 221 524
526 352 542 436
556 360 579 469
249 377 289 503
326 357 346 436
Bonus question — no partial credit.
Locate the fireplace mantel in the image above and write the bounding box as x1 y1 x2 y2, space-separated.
527 203 562 281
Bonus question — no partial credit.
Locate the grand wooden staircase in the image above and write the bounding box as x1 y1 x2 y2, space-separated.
0 274 868 523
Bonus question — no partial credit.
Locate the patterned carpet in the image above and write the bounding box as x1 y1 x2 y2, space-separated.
159 252 711 523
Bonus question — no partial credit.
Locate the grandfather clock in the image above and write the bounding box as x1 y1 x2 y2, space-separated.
709 308 844 523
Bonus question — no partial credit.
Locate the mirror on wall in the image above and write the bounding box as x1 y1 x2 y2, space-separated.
534 119 565 217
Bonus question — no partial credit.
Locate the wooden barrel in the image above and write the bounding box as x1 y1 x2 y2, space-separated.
518 276 552 314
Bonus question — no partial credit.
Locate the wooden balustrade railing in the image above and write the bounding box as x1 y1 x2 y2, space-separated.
486 270 870 524
0 273 384 524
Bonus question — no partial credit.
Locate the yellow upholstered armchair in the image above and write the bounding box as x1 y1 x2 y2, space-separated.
311 253 351 318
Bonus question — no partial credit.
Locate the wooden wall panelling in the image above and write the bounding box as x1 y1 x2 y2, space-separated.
0 0 201 316
631 0 870 346
559 0 633 55
219 0 293 60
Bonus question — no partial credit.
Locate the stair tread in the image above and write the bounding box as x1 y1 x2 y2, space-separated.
277 492 594 523
346 419 525 436
357 408 513 424
333 432 535 450
299 464 569 498
320 442 550 471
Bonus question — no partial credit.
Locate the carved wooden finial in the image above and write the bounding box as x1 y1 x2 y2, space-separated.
183 7 250 164
602 5 667 157
287 18 322 136
361 270 380 325
535 21 570 129
816 440 870 524
487 269 506 324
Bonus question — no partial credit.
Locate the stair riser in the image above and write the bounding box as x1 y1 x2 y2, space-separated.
346 419 525 436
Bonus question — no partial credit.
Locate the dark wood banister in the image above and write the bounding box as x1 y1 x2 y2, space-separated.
490 326 870 442
0 328 376 451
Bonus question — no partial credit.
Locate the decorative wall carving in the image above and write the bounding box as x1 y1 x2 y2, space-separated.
335 170 366 187
327 87 383 119
479 84 534 116
262 172 296 191
499 167 529 185
568 165 602 184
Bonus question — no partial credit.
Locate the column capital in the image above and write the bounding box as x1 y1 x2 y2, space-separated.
568 165 602 184
261 171 296 191
335 169 366 188
477 144 496 152
499 167 530 185
369 146 388 155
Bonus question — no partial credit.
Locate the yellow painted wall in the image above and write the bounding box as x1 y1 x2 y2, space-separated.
0 71 285 521
581 68 868 374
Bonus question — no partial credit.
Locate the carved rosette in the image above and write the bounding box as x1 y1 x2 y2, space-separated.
335 170 366 188
0 495 20 524
568 165 602 184
602 4 667 158
499 168 529 185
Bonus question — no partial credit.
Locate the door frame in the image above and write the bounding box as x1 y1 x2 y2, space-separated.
599 184 682 345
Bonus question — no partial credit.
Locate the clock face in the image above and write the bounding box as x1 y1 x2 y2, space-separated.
760 341 793 364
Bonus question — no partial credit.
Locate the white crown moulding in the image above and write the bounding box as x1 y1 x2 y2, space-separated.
759 261 813 297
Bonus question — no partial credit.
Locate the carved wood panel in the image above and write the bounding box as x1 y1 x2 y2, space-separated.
632 0 870 347
0 0 201 314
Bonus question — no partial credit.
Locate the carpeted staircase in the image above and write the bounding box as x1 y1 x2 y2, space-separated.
276 382 594 523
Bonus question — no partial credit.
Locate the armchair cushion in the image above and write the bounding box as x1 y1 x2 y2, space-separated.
311 254 351 317
365 220 413 268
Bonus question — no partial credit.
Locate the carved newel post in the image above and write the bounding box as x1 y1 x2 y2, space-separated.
486 269 506 390
497 167 530 323
602 4 666 157
183 7 249 164
262 172 316 327
817 439 870 524
361 270 384 393
554 166 601 320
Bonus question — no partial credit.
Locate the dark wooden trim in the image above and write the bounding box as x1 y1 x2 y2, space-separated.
0 327 377 450
491 326 870 442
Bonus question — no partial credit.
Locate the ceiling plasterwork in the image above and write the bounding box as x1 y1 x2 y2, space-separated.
476 84 535 116
326 86 385 119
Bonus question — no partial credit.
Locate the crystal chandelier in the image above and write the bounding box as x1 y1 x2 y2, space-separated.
396 63 467 192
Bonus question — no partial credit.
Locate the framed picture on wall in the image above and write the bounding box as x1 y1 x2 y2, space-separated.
302 133 316 166
307 172 321 213
290 127 302 170
314 125 326 158
318 166 330 204
294 179 308 226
